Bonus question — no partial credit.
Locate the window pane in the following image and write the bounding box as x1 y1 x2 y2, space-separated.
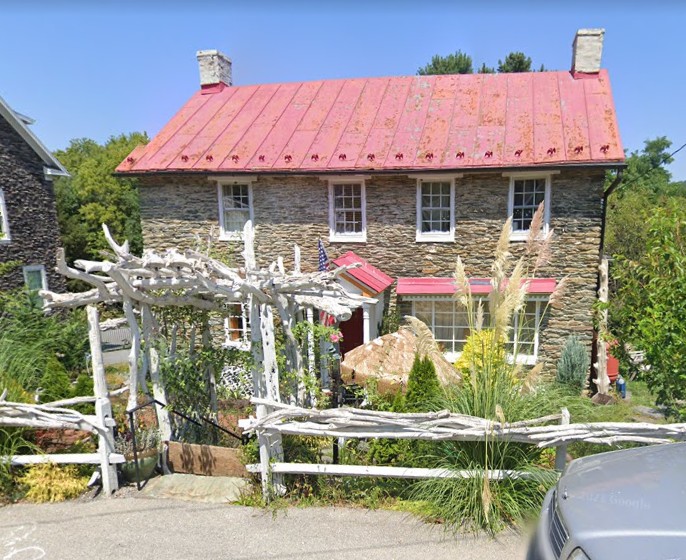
333 183 362 234
25 270 44 291
512 179 546 232
420 182 451 234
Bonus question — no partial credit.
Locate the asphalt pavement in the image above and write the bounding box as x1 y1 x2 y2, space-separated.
0 497 529 559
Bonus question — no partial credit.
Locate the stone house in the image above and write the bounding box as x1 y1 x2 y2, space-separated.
116 29 625 371
0 93 68 295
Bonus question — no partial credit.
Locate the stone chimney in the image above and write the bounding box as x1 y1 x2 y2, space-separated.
572 29 605 74
197 49 232 87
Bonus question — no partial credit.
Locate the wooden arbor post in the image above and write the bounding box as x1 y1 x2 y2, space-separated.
86 305 118 495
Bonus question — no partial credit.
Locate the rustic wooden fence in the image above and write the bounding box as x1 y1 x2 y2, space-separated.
241 398 686 497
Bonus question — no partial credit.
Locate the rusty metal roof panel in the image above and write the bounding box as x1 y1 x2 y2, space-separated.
117 70 624 174
502 73 534 165
332 251 394 294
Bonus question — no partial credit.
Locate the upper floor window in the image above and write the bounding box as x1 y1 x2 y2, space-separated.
0 189 10 242
415 177 456 242
507 174 552 241
328 178 366 243
217 178 254 240
23 265 47 307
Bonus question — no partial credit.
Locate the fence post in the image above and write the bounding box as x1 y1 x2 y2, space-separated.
87 305 119 495
554 407 570 472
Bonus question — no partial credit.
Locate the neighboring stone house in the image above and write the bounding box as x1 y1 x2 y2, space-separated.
116 29 625 371
0 93 68 295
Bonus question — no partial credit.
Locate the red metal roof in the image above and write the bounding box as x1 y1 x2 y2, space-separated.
332 251 394 294
117 70 624 174
396 277 557 296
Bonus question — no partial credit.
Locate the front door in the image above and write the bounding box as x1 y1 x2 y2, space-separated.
339 307 364 358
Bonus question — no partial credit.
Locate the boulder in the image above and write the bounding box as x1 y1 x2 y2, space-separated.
340 316 460 393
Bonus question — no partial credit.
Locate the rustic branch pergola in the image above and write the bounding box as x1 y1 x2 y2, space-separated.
39 222 373 494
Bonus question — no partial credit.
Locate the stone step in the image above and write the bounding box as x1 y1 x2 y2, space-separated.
137 473 249 503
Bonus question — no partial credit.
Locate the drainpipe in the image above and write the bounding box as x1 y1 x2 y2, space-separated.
598 168 624 264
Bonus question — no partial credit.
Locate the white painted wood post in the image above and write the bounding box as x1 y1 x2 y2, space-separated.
123 297 142 411
86 305 118 495
554 407 570 472
244 220 285 498
362 303 371 344
141 305 172 443
306 306 317 387
594 258 611 395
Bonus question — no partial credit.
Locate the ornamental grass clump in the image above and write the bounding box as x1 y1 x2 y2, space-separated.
410 203 560 534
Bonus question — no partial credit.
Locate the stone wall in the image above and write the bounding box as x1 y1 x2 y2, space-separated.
0 116 65 293
138 169 605 372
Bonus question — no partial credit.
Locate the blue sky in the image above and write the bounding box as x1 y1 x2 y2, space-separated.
2 1 685 179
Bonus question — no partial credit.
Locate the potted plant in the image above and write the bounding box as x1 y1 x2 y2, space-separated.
115 427 162 483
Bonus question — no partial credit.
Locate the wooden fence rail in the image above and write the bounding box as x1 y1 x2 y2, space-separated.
240 398 686 499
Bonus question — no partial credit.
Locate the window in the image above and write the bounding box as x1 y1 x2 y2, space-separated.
411 296 547 364
23 265 47 307
328 178 366 242
416 178 455 242
224 302 250 349
0 189 9 242
507 174 552 240
217 179 254 239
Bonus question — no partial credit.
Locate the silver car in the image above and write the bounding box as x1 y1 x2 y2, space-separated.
527 442 686 559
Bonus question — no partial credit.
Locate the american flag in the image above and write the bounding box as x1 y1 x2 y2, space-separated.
318 239 329 272
317 240 336 326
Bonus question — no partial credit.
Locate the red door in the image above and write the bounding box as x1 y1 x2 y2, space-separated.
339 308 364 358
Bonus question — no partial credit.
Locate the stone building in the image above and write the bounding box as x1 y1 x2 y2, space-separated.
0 94 68 295
117 29 625 371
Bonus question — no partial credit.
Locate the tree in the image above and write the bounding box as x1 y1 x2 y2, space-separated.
610 201 686 419
54 133 149 263
417 51 537 76
497 52 532 73
418 50 473 75
605 137 675 261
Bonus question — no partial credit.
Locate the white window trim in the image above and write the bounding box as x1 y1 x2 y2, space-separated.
216 176 256 241
505 172 554 242
412 174 460 243
0 189 10 243
327 176 367 243
409 295 547 365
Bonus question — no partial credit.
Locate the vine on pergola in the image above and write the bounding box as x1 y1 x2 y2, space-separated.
41 222 374 430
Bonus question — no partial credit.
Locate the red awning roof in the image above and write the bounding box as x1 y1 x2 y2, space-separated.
332 251 394 294
117 70 623 175
396 277 557 296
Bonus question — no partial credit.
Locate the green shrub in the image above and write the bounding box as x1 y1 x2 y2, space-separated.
454 329 506 382
556 335 590 392
39 361 73 402
405 354 441 412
